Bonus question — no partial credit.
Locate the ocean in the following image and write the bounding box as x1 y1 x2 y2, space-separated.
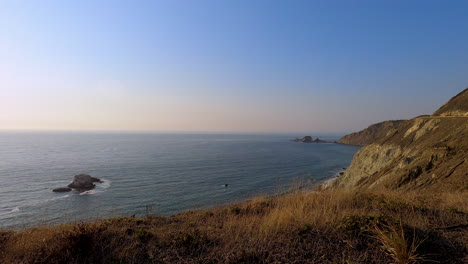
0 132 360 230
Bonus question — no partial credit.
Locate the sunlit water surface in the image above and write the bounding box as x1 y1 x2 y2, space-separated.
0 132 359 229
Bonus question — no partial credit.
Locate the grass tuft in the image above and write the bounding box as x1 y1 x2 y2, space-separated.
372 222 425 264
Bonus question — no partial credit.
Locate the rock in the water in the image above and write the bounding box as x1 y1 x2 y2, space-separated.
52 187 72 193
67 174 103 191
291 136 329 143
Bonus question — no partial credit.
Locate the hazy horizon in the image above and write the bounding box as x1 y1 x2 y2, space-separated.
1 1 467 133
0 128 349 137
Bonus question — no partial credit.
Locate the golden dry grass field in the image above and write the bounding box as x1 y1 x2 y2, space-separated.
1 188 466 264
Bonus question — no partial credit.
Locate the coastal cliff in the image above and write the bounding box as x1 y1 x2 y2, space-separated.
1 90 466 264
324 89 468 192
338 120 405 146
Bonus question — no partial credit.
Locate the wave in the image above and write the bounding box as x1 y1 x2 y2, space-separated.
99 179 111 189
0 207 20 216
324 168 347 183
80 179 111 195
80 190 96 195
47 194 71 201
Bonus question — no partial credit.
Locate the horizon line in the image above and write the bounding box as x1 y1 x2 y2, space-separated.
0 128 350 136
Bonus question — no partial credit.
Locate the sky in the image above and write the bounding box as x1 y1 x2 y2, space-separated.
1 0 467 134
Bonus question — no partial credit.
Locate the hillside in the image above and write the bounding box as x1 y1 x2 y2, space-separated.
338 120 406 146
433 88 468 116
323 89 468 192
0 189 466 264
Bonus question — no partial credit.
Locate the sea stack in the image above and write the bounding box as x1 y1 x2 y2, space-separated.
291 136 329 143
67 174 103 191
53 174 103 192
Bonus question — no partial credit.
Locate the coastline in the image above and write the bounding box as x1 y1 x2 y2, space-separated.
0 166 348 231
0 133 359 230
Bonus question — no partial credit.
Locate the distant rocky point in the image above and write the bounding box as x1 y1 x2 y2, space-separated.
291 136 330 143
53 174 103 192
338 120 406 146
337 88 468 147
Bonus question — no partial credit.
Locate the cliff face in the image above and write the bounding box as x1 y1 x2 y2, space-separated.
324 89 468 192
338 120 405 146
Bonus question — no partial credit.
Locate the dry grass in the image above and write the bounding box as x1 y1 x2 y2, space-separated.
372 222 424 264
0 188 467 263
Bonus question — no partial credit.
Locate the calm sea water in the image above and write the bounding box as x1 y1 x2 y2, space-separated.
0 132 359 229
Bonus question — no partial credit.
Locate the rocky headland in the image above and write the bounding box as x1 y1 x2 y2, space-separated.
338 120 406 146
322 88 468 192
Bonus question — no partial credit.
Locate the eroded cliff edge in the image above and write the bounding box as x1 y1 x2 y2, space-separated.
323 88 468 192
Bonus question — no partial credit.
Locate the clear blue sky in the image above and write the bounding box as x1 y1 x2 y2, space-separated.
1 0 467 133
